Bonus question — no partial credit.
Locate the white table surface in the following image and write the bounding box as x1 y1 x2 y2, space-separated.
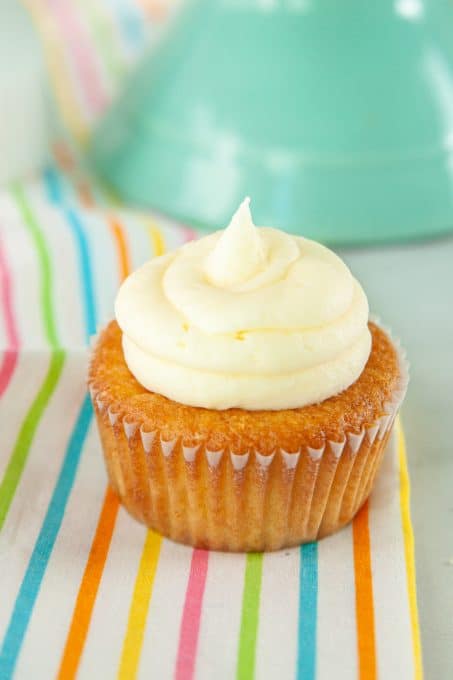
341 235 453 679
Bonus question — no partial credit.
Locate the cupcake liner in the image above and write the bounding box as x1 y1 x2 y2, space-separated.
89 323 409 552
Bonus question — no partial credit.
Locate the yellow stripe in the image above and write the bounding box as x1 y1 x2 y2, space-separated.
117 531 162 680
23 1 89 142
397 420 424 680
147 220 166 257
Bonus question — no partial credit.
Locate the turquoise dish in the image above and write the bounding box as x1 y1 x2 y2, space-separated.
89 0 453 244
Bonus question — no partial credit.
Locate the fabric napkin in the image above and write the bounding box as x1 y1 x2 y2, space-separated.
0 163 422 680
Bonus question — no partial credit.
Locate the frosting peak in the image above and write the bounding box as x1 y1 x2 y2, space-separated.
205 197 267 289
115 200 371 411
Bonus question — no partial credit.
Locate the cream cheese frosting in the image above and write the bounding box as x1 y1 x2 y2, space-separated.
115 198 371 410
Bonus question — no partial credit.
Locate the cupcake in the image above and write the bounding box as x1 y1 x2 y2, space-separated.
89 199 408 551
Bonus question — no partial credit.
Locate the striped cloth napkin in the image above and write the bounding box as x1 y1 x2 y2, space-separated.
0 166 422 680
0 2 421 678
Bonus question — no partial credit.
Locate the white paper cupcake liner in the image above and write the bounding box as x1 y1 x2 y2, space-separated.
88 321 409 551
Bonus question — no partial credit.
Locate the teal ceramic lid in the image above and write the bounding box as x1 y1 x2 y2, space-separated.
89 0 453 244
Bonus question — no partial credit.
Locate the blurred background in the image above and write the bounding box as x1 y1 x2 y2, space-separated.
0 0 452 676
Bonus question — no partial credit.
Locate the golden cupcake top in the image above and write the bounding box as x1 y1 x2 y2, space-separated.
115 199 371 410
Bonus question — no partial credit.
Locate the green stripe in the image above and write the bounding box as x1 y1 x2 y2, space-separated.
0 351 65 531
237 553 264 680
12 185 60 349
0 186 65 532
79 0 124 82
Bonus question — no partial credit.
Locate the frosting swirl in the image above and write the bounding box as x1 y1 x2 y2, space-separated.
115 199 371 410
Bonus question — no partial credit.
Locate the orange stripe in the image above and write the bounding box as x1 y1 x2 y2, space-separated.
53 141 75 172
109 219 131 282
57 220 131 679
57 487 119 680
77 183 96 209
52 143 95 209
352 501 377 680
137 0 169 20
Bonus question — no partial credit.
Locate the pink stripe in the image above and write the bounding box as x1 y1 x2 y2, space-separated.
0 351 18 399
45 0 108 114
183 228 197 243
0 237 19 397
175 549 209 680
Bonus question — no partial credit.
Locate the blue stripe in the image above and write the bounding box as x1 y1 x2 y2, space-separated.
0 395 93 678
44 167 97 341
297 542 318 680
111 0 145 49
